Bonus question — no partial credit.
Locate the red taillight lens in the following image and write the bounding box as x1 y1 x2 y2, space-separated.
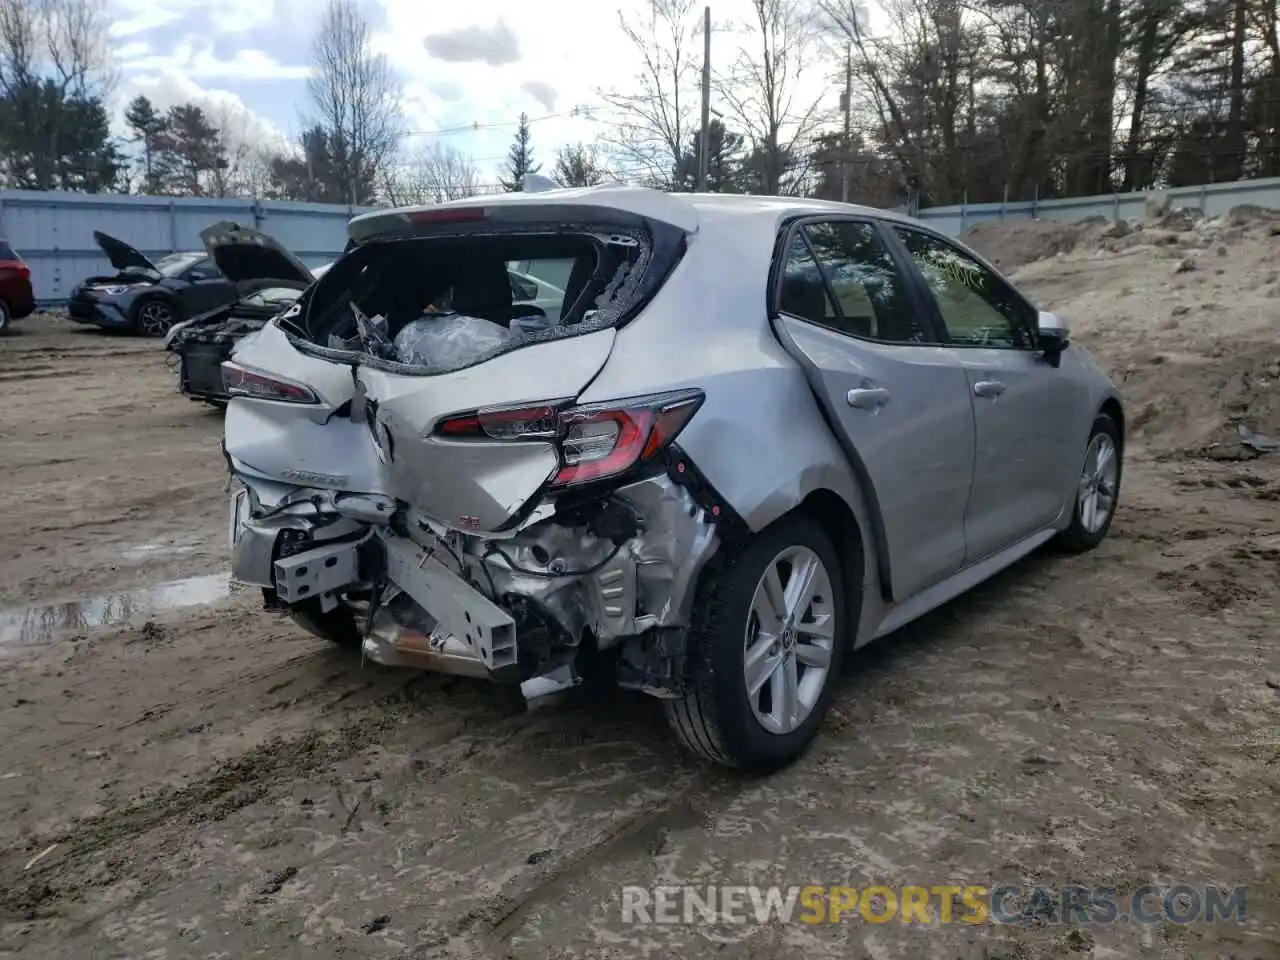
221 361 319 404
434 390 704 487
436 402 564 440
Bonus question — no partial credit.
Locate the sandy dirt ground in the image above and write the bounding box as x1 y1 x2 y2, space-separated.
0 211 1278 959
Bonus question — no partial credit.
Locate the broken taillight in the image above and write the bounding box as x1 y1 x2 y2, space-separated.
435 389 704 487
221 361 319 404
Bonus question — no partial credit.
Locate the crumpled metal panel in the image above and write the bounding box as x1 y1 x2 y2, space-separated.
475 475 720 649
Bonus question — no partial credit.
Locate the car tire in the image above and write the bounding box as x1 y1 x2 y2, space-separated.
0 300 10 334
132 296 179 337
1054 413 1122 554
665 514 847 773
288 598 363 650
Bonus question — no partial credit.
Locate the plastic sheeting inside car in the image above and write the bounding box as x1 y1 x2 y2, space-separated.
391 314 525 367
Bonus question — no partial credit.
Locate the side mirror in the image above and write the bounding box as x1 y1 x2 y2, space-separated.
1038 310 1070 368
510 274 539 302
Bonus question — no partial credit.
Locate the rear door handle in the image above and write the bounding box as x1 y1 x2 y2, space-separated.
847 387 891 409
973 380 1006 398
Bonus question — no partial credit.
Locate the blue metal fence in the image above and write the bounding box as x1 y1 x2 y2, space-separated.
0 189 378 303
4 175 1280 303
912 175 1280 237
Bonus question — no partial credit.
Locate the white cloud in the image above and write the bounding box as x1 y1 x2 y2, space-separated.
114 71 290 156
108 3 183 39
125 44 310 82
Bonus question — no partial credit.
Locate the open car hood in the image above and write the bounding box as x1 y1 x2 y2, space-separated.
199 221 314 286
93 231 160 276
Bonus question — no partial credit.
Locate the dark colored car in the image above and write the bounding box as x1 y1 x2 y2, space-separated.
67 231 239 337
165 221 324 404
0 239 36 334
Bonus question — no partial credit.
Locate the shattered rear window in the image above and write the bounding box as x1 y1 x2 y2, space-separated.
290 223 658 376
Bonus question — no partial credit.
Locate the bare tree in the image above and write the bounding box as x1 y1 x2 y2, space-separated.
719 0 829 195
596 0 701 188
0 0 113 97
201 103 289 198
820 0 933 198
306 0 403 205
0 0 117 189
384 142 480 204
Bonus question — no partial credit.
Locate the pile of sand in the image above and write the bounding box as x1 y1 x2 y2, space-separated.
991 202 1280 459
963 200 1280 274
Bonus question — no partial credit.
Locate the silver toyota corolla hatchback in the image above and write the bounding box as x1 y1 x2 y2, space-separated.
223 187 1124 772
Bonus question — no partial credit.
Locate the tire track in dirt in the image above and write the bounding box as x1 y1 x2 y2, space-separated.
0 657 564 927
0 718 399 920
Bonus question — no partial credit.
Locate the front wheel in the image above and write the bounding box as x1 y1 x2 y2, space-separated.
1055 413 1122 554
665 515 847 773
133 297 178 337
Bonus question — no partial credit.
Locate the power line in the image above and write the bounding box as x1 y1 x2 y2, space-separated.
402 104 609 139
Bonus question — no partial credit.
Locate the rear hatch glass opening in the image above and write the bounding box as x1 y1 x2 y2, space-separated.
286 219 685 376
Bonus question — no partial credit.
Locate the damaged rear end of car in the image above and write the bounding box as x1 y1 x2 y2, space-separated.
223 190 723 704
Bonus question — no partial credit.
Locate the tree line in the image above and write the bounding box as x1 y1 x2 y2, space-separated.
2 0 1277 208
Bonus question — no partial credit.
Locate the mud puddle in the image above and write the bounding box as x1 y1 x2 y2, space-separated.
0 574 233 646
118 541 200 562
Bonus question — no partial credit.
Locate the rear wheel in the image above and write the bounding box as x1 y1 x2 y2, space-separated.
1055 413 1122 554
288 598 363 650
0 300 10 334
665 515 847 773
134 297 178 337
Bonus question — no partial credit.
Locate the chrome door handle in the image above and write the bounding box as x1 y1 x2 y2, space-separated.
847 387 891 409
973 380 1006 398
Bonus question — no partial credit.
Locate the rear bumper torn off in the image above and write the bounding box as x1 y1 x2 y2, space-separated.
480 474 721 649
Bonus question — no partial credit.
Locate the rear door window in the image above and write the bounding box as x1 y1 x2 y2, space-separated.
778 220 928 344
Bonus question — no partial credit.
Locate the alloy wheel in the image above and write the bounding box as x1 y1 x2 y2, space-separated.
743 545 835 735
1078 432 1119 534
137 301 175 336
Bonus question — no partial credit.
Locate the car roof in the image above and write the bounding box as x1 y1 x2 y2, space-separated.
348 186 922 247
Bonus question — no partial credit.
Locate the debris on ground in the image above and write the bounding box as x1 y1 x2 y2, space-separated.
1238 423 1280 454
361 915 391 934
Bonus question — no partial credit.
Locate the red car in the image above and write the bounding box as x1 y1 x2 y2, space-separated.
0 238 36 333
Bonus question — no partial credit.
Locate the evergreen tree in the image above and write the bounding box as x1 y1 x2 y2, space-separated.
124 95 170 194
499 113 540 191
158 104 229 196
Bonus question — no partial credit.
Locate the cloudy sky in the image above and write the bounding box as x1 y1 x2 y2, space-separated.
106 0 850 187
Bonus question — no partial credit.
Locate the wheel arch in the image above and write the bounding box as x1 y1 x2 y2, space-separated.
796 488 866 650
1099 395 1125 450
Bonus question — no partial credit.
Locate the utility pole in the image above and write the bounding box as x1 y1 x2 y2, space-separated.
840 43 853 203
697 6 711 193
